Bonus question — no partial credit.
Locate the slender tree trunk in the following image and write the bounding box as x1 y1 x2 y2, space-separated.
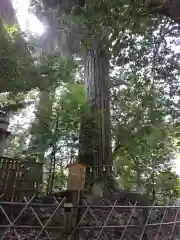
47 115 59 193
0 112 11 156
29 90 53 162
151 172 156 202
136 170 142 192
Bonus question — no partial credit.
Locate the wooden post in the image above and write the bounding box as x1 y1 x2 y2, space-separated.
63 164 87 234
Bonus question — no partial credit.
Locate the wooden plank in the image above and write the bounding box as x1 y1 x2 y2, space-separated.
13 161 21 200
67 164 87 191
10 160 16 199
0 157 43 200
63 190 83 234
3 159 10 198
0 158 5 193
4 160 12 200
5 159 17 200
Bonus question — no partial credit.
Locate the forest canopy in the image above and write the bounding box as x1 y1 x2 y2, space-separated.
0 0 180 204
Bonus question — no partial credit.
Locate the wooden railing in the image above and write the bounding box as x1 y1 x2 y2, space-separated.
0 157 43 200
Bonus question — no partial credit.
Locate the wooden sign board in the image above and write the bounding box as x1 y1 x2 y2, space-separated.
67 164 87 190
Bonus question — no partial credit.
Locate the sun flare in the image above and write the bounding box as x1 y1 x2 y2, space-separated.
12 0 45 36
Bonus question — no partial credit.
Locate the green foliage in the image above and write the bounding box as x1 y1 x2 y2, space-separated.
3 0 180 202
8 46 180 202
4 24 19 37
155 171 180 204
54 171 67 190
0 20 42 93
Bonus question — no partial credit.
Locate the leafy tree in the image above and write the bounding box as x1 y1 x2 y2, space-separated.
154 171 180 204
37 0 143 194
26 0 180 198
2 0 179 203
0 0 46 92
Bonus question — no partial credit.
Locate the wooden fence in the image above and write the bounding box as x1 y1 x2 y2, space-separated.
0 196 179 239
0 157 43 200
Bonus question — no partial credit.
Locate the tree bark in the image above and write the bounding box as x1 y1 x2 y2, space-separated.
0 0 15 24
29 90 53 162
78 40 118 194
144 0 180 24
0 111 11 156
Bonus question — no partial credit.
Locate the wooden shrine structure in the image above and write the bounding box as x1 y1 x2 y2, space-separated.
0 107 43 200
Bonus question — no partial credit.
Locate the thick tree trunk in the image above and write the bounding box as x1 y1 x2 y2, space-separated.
0 0 15 24
78 41 119 195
